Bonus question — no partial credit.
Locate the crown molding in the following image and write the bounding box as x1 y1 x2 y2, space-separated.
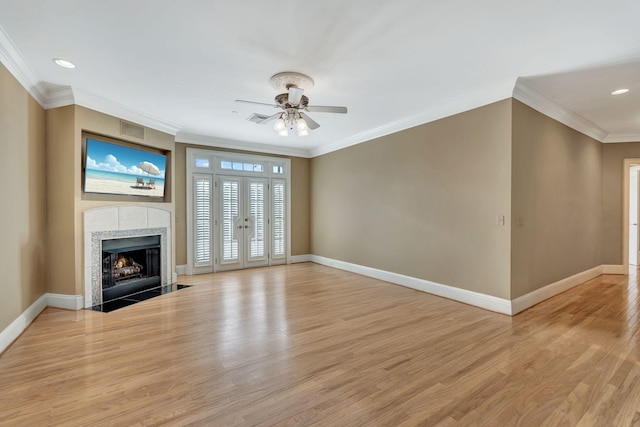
602 133 640 143
71 88 182 135
176 132 312 158
43 85 75 109
311 108 464 158
0 24 181 135
513 78 609 142
310 90 505 158
0 24 47 106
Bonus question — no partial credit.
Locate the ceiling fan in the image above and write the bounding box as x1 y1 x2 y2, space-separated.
235 72 348 136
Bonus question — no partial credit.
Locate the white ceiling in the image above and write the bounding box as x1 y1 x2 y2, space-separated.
0 0 639 157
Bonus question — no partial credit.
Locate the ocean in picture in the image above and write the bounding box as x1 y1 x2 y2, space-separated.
86 169 166 185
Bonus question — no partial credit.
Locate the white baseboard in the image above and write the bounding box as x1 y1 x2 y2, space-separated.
0 294 47 354
46 293 84 310
1 293 87 354
309 256 609 316
176 265 187 276
510 265 603 315
603 264 625 274
309 255 512 315
290 254 312 263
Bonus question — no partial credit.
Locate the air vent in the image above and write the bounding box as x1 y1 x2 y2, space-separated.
248 113 271 123
121 121 145 139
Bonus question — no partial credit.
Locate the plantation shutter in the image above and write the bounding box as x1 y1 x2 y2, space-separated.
272 179 286 259
221 178 240 262
194 175 212 265
248 180 266 259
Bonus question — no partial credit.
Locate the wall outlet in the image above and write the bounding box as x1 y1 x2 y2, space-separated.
496 215 505 226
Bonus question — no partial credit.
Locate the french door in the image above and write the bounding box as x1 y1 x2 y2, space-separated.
217 176 269 271
187 149 290 274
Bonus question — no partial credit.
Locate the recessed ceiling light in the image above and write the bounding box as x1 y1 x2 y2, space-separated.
611 88 629 95
53 58 76 69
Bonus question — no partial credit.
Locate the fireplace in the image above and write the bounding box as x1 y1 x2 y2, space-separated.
84 206 175 308
102 235 162 302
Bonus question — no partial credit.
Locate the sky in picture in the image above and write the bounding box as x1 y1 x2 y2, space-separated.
85 138 166 178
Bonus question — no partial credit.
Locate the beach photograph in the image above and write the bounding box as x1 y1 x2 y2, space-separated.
84 138 166 198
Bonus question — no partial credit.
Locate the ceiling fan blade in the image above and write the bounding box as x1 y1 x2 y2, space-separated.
256 112 282 124
299 112 320 130
235 99 278 108
288 87 304 106
306 105 348 114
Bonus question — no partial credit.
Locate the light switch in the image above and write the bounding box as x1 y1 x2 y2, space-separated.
497 215 505 226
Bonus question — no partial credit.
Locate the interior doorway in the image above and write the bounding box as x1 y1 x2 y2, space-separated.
629 166 640 266
623 159 640 273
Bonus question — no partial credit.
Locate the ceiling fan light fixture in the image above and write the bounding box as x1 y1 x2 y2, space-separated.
274 117 286 131
297 117 308 132
238 71 347 137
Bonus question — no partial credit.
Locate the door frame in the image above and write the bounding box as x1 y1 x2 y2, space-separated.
185 148 291 274
622 158 640 274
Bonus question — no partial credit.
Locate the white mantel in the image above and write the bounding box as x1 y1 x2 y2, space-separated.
84 206 174 308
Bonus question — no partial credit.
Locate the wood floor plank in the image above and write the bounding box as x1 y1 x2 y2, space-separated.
2 263 640 425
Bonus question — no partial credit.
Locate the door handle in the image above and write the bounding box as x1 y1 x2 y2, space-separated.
237 225 243 229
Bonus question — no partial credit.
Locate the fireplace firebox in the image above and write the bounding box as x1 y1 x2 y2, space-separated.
102 235 161 302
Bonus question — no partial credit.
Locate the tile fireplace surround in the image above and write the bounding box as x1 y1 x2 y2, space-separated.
84 206 174 308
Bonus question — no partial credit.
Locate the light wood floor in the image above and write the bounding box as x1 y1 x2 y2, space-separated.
1 263 640 426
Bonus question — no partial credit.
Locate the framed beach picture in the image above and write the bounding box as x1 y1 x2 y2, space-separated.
82 133 170 201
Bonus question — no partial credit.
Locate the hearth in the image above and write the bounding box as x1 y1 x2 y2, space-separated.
102 235 161 302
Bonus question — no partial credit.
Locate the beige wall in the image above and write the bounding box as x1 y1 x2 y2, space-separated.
0 64 46 330
45 105 176 295
45 106 76 295
290 156 310 255
311 100 513 299
602 142 640 265
173 143 311 265
510 100 603 298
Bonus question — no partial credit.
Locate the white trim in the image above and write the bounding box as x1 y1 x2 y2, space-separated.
603 134 640 143
46 293 84 310
290 254 312 263
310 90 506 158
72 88 182 135
309 256 611 316
309 255 512 315
622 159 640 275
0 294 47 355
511 79 640 144
513 78 608 142
510 266 603 315
603 264 626 275
0 26 180 136
43 85 75 109
172 272 178 283
0 24 47 106
176 265 188 276
177 132 310 158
